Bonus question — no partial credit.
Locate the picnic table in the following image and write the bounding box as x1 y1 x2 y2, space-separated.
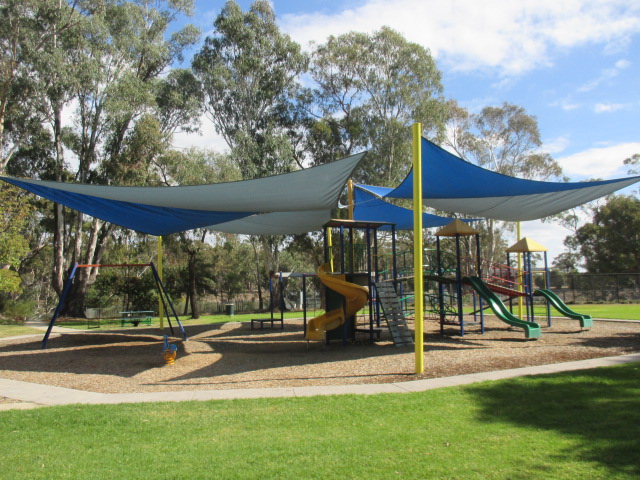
120 311 154 327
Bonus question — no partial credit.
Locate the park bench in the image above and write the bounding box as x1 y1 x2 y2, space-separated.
250 317 284 330
120 311 154 327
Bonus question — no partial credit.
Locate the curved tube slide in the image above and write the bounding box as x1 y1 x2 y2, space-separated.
534 289 593 328
306 263 369 341
463 276 541 339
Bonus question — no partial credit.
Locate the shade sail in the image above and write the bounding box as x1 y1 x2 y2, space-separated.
0 152 365 236
207 209 333 235
358 138 640 221
353 187 473 229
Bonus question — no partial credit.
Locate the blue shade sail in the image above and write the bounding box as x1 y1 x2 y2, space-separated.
353 187 476 229
359 138 640 221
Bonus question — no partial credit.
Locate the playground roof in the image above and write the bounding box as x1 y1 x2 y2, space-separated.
506 237 548 252
356 138 640 221
353 187 474 229
0 152 365 236
435 219 481 237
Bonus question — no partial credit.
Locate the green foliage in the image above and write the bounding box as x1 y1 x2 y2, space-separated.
87 267 158 312
553 251 582 273
452 102 563 180
155 68 203 135
0 185 33 295
0 299 34 322
211 238 255 301
193 0 308 178
446 101 564 265
574 195 640 273
310 26 447 186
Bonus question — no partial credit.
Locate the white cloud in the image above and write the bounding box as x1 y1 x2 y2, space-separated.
279 0 640 77
172 115 229 153
594 102 629 113
543 135 571 155
578 57 631 92
549 97 581 111
519 219 570 263
615 58 631 69
557 142 640 178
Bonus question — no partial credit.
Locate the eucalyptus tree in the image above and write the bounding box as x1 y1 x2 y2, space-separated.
155 147 241 318
0 185 33 299
52 0 200 316
0 0 90 174
446 101 564 265
309 26 447 186
192 0 308 179
192 0 309 280
572 195 640 273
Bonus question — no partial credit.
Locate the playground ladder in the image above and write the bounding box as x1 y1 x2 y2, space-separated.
374 282 414 347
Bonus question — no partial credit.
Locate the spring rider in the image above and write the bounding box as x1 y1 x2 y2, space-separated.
162 335 178 365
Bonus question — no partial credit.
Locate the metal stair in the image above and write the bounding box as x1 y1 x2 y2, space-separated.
374 282 414 347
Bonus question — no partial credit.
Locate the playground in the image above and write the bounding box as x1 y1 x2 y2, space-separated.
0 315 638 395
2 131 640 395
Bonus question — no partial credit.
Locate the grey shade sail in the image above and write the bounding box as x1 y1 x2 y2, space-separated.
208 209 333 235
0 152 366 235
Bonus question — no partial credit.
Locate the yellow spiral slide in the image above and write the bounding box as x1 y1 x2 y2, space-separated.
305 263 369 341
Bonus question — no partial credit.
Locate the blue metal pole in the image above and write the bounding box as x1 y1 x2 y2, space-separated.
455 234 464 336
545 251 552 326
302 274 307 336
41 263 79 349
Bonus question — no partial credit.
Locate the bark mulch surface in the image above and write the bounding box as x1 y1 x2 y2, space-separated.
0 317 638 394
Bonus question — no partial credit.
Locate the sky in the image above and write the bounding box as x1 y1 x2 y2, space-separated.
174 0 640 263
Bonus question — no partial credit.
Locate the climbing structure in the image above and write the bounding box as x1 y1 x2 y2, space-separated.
313 219 397 345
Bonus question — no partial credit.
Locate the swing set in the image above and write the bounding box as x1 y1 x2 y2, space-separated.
41 262 188 349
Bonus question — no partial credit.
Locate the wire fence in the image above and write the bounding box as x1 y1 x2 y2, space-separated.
545 272 640 303
82 272 640 321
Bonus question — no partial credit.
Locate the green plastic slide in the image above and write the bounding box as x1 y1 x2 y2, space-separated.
463 276 542 339
534 289 593 328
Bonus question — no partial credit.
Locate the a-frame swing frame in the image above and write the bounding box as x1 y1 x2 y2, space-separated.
41 262 188 349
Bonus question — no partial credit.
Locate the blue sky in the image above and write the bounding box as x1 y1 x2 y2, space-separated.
175 0 640 261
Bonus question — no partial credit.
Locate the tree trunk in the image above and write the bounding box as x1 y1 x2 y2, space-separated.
52 204 65 296
61 221 114 317
183 295 189 316
52 101 66 296
250 237 264 311
188 250 199 319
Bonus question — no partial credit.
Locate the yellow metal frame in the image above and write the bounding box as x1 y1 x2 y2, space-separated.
517 222 523 318
412 123 424 373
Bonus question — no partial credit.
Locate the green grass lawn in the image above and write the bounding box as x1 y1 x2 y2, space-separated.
530 303 640 320
0 324 45 338
23 301 640 334
54 310 318 330
1 362 639 479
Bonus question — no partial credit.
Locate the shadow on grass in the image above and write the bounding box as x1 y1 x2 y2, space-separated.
466 363 640 477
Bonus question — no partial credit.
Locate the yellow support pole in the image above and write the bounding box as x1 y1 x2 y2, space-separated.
347 179 356 271
517 222 523 318
327 226 334 272
158 236 164 330
412 123 424 374
347 179 354 220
